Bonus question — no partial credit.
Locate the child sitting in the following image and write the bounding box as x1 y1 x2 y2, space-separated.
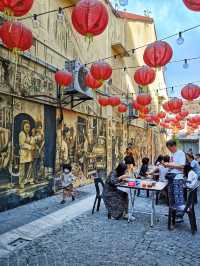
60 164 76 204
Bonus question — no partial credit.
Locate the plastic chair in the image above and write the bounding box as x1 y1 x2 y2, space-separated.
92 178 104 214
168 184 199 234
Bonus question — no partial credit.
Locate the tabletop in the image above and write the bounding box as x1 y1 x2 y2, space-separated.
117 181 168 192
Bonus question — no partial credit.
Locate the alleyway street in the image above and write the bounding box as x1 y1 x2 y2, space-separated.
0 185 199 266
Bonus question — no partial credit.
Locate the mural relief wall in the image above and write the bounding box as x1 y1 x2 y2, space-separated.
128 126 153 166
0 94 55 211
13 99 46 189
0 94 12 193
56 109 107 186
0 93 164 211
111 121 125 169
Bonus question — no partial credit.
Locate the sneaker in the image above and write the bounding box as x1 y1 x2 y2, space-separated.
60 200 66 204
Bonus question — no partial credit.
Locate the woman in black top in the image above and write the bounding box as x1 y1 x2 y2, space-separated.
139 157 150 176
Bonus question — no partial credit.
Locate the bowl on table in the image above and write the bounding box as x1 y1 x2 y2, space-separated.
141 181 147 188
147 182 153 188
152 181 156 187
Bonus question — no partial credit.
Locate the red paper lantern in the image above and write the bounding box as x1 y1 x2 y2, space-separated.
181 83 200 101
108 96 121 106
0 0 33 17
158 112 166 119
55 70 73 87
189 116 200 125
98 97 109 107
187 121 198 129
90 61 112 82
118 104 127 113
134 66 156 86
168 98 183 114
132 101 142 110
84 72 102 89
163 98 183 114
146 115 153 123
151 115 160 124
183 0 200 11
136 93 152 106
175 114 183 121
143 41 173 68
140 106 149 114
160 122 170 129
171 119 180 126
164 118 172 123
71 0 109 39
0 21 32 52
162 102 171 113
146 115 159 124
180 111 189 118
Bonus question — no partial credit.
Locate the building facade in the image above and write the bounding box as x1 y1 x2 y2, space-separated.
0 0 167 210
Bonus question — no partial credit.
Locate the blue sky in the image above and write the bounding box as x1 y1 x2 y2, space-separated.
112 0 200 97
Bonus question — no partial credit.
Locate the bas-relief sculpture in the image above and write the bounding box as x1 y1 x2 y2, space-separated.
56 109 107 183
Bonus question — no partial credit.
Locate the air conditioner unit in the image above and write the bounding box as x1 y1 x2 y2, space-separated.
64 60 94 100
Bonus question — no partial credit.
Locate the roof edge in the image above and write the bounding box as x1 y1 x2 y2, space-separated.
105 0 154 23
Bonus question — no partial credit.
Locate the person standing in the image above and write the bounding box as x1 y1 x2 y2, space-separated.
60 164 76 204
165 140 186 222
124 148 135 176
187 148 193 156
186 153 200 180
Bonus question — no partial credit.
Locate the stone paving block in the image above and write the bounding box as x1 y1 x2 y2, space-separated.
0 189 199 266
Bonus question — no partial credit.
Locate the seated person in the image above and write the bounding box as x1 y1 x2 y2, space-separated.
138 157 150 197
154 155 164 166
149 155 170 182
102 162 129 220
139 157 150 177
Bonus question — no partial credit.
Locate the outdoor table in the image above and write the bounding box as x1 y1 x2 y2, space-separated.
117 180 168 226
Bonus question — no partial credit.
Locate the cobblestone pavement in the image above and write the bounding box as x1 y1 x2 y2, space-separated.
0 185 93 235
0 191 200 266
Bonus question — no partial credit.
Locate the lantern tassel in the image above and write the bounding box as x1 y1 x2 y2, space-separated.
2 8 14 21
85 34 93 50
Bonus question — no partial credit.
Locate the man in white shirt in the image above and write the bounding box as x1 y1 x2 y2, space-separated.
165 140 186 222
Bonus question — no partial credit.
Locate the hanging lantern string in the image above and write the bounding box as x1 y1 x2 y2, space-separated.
14 6 200 73
17 4 75 21
111 55 200 71
85 23 200 66
16 3 200 65
98 79 200 98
